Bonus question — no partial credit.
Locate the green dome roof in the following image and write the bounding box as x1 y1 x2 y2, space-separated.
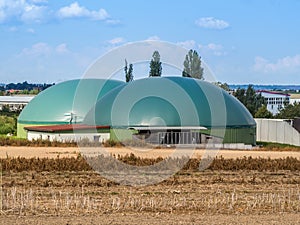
18 79 124 125
84 77 255 128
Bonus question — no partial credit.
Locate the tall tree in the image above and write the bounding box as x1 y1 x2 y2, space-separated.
124 59 133 82
149 51 162 77
255 105 273 118
234 85 266 116
215 82 230 91
182 49 204 79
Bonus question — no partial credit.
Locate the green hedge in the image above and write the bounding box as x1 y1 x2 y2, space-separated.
0 115 16 135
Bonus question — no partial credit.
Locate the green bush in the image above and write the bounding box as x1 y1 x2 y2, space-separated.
0 115 16 135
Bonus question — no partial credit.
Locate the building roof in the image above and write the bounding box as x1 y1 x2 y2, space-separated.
18 79 125 125
24 124 110 133
290 93 300 99
0 95 35 104
128 126 207 130
257 90 290 97
84 77 256 128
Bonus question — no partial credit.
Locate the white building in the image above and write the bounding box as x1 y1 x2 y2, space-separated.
289 94 300 105
24 124 111 143
0 95 35 111
257 91 290 115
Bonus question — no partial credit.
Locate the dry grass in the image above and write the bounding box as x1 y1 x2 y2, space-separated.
1 154 300 222
256 142 300 152
1 154 300 172
0 136 78 147
1 170 300 216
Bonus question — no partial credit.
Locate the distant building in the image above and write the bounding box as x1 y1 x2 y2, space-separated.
289 93 300 105
0 95 35 111
24 124 110 143
257 90 290 115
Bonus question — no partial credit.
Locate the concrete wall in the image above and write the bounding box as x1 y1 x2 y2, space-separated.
255 119 300 146
27 131 110 143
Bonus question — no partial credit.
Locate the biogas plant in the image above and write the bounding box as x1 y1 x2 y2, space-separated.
17 77 256 147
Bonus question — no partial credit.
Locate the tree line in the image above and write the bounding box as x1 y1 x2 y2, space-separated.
124 49 204 82
0 81 54 96
222 84 300 119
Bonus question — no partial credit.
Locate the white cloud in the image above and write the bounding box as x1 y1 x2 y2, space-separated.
20 42 70 56
106 19 121 25
0 9 6 22
57 2 109 20
8 26 18 32
20 42 51 56
0 1 113 24
21 4 47 23
177 40 196 50
55 43 69 54
199 43 226 56
146 36 160 41
29 0 48 3
254 55 300 73
27 28 35 33
195 17 229 30
108 37 125 45
57 2 88 18
9 42 99 83
0 0 47 23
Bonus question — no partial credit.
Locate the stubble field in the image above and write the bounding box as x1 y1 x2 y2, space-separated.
1 146 300 224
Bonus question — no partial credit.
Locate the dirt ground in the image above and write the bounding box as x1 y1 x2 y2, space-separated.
1 146 300 159
2 213 300 225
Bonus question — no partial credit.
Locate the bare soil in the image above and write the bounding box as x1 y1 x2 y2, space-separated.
2 213 300 225
1 146 300 159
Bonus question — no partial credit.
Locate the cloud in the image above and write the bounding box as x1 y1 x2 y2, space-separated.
0 1 114 24
27 28 35 33
21 4 47 23
108 37 125 45
254 55 300 73
175 40 227 56
20 42 70 56
6 42 91 83
20 42 51 56
0 0 47 23
55 43 69 54
105 19 121 25
29 0 48 3
146 36 160 41
195 17 229 30
177 40 196 50
199 43 226 56
8 26 18 32
57 2 109 20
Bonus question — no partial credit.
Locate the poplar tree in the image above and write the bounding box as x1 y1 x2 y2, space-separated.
149 51 162 77
182 49 204 79
124 59 133 82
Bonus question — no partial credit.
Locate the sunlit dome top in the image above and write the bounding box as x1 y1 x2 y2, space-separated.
84 77 255 128
18 79 125 125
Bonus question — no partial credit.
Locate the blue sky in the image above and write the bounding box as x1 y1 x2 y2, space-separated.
0 0 300 84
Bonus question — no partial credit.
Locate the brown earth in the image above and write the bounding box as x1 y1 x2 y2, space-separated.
2 213 300 225
1 146 300 159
